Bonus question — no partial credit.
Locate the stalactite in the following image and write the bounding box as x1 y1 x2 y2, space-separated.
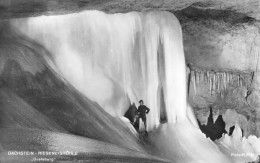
217 73 220 92
197 71 200 85
194 70 197 86
187 65 252 99
200 71 204 82
190 70 196 96
206 71 210 83
187 67 191 96
193 71 196 95
209 73 212 95
213 73 216 94
223 72 226 90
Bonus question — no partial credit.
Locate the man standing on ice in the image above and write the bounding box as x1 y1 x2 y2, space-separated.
136 100 150 132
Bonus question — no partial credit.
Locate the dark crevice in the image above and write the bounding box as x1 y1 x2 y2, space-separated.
198 106 227 141
159 87 167 123
187 64 192 96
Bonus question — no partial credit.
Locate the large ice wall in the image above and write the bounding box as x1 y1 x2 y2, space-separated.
11 10 187 130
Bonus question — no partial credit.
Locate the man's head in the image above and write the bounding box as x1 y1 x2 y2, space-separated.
139 100 143 105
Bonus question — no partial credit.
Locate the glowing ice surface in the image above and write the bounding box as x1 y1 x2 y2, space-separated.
11 10 187 130
152 121 230 163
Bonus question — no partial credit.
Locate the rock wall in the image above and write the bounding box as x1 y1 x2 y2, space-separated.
186 65 260 137
174 7 260 137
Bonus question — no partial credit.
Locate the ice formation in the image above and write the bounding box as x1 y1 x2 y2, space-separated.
217 123 260 163
222 109 250 136
119 117 139 137
187 67 248 96
7 10 259 163
152 122 230 163
11 10 187 130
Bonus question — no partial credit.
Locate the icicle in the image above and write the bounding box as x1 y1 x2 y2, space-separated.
220 73 223 90
230 73 233 82
194 70 198 86
201 71 204 82
212 73 216 94
223 72 226 90
217 73 220 92
192 71 196 95
197 71 200 83
206 71 210 83
210 73 213 95
195 71 198 86
215 73 217 93
209 73 212 95
194 70 196 86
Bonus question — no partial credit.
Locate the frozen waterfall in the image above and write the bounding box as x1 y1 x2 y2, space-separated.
11 10 187 130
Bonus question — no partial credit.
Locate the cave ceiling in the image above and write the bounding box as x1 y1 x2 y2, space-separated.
0 0 260 20
1 0 260 71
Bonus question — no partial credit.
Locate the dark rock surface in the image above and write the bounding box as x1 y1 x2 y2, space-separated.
124 103 137 124
198 107 227 141
174 7 259 72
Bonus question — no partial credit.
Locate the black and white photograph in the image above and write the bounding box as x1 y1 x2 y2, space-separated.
0 0 260 163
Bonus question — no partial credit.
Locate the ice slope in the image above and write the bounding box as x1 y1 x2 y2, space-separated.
0 21 144 152
0 128 170 163
150 120 230 163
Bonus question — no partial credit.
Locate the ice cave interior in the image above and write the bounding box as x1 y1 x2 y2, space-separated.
0 1 260 163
